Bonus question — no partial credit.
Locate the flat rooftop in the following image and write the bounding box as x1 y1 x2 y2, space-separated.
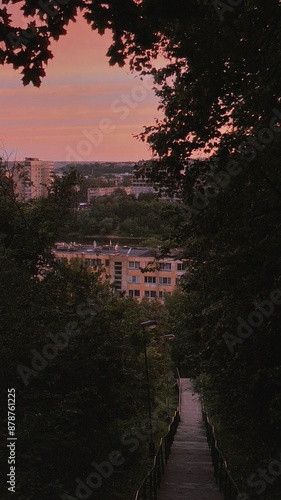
54 243 155 257
53 243 182 259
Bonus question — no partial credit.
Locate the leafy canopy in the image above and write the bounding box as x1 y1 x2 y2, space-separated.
2 1 281 198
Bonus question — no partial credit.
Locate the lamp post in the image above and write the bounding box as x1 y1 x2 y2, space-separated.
140 320 157 457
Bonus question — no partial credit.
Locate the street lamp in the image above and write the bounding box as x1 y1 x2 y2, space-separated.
140 320 157 457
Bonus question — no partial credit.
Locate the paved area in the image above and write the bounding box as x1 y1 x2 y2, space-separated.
158 378 224 500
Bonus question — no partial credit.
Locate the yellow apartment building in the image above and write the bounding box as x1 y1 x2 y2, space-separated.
54 243 185 301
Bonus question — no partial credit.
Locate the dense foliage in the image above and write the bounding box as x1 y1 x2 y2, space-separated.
0 165 175 499
67 191 176 243
164 142 281 498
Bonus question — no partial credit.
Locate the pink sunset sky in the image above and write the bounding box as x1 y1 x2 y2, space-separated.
0 12 161 162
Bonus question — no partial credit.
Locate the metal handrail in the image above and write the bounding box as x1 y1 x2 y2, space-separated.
134 376 241 500
134 376 181 500
175 368 182 412
202 410 242 500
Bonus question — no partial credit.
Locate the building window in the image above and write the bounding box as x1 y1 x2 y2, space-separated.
176 277 182 285
144 276 156 284
128 275 141 284
159 262 171 271
159 277 172 285
128 261 140 269
114 262 122 290
145 291 157 298
159 291 164 299
88 258 102 266
56 257 67 264
128 289 140 297
105 259 109 267
177 263 185 271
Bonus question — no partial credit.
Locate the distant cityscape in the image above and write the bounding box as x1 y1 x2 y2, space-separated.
9 157 177 202
7 157 183 300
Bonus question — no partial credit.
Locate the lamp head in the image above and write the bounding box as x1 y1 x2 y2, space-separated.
164 334 175 341
141 320 157 329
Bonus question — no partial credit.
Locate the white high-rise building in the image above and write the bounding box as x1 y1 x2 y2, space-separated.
16 158 54 200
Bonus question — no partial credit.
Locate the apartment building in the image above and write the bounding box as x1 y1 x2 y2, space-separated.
87 186 131 202
131 169 180 201
15 157 54 200
131 174 156 198
54 243 185 301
